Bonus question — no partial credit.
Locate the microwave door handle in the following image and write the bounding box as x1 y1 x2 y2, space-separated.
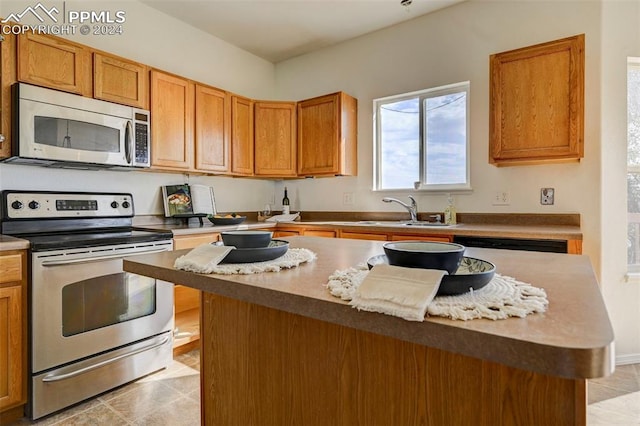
125 120 133 164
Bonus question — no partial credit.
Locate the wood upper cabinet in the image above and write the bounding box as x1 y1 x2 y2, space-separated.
230 95 254 176
489 34 585 166
94 52 149 109
195 85 231 173
150 70 195 170
0 250 27 421
17 32 91 96
254 101 297 177
0 33 17 160
297 92 357 177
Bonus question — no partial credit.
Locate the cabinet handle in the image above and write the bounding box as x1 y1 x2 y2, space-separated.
0 134 5 143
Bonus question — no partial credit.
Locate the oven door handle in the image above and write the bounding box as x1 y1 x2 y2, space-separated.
42 334 171 383
40 247 171 266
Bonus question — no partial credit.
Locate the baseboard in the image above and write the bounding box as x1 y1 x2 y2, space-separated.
616 353 640 365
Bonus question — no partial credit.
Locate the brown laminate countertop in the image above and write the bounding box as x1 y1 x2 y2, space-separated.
296 221 582 240
145 218 581 241
0 235 29 251
140 220 276 236
124 236 612 380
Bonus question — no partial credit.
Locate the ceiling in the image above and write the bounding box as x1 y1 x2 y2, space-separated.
141 0 464 63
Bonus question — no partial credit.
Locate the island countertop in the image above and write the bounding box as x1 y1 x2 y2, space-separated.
124 236 613 380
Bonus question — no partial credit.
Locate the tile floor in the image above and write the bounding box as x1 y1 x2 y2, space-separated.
6 352 640 425
10 350 201 426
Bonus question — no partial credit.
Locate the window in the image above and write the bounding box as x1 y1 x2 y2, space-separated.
628 58 640 272
373 82 470 191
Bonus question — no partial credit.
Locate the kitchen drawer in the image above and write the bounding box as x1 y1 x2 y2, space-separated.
0 254 22 284
339 231 387 241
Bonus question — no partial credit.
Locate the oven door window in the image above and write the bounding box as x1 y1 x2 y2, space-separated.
35 116 121 153
61 272 156 337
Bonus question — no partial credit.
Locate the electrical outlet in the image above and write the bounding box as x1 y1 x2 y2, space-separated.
541 188 555 205
268 193 275 205
343 192 354 205
492 191 510 206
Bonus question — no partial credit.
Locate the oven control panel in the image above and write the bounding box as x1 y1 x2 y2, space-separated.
1 191 134 219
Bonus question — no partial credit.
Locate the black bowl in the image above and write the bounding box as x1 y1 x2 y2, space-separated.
220 240 289 264
207 215 246 226
367 255 495 296
221 230 273 248
382 241 465 274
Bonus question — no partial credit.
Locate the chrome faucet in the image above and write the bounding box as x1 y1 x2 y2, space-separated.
382 196 418 222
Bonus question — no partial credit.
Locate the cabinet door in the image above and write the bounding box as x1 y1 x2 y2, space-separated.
94 52 149 109
302 230 336 238
0 251 25 414
0 33 16 160
254 101 297 177
0 285 22 412
231 95 254 176
17 32 91 96
340 231 387 241
195 85 231 173
298 92 357 177
489 34 584 165
150 70 195 170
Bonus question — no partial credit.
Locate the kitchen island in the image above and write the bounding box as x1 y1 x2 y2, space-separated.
123 236 613 425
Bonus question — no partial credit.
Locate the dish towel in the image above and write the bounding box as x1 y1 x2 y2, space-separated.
265 213 300 222
174 244 234 273
349 264 446 322
327 264 548 321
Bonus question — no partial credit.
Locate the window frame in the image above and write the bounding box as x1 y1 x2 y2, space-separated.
627 57 640 275
373 81 471 192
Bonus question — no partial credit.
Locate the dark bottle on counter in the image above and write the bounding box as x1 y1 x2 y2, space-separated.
282 187 290 214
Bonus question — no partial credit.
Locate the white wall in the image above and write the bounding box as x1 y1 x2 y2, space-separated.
275 1 602 266
600 0 640 363
0 0 278 214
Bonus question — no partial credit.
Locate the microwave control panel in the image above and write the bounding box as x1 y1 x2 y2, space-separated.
133 110 150 167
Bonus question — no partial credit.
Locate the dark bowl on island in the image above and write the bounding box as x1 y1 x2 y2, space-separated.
221 230 273 248
382 241 465 274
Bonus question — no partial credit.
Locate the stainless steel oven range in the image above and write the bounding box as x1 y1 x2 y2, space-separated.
0 190 174 420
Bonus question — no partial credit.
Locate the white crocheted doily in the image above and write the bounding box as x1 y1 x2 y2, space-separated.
208 248 316 275
326 264 548 321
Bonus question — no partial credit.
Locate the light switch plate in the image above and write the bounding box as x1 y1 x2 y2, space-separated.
541 188 554 205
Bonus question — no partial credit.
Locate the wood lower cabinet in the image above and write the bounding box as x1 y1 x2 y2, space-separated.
94 52 148 109
0 33 16 160
339 231 388 241
195 85 231 173
230 95 254 176
17 32 91 96
254 101 297 177
0 250 27 424
297 92 357 177
489 34 584 166
150 70 195 171
172 233 220 355
302 229 336 238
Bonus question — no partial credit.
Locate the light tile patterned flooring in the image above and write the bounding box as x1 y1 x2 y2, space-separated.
7 351 640 425
10 350 201 426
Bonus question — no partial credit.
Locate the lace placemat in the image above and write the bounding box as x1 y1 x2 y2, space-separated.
326 264 548 321
208 248 316 275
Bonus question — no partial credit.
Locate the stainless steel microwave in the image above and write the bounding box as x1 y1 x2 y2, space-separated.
4 83 150 169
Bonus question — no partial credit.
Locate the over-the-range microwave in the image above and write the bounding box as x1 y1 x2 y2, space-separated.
4 83 150 170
